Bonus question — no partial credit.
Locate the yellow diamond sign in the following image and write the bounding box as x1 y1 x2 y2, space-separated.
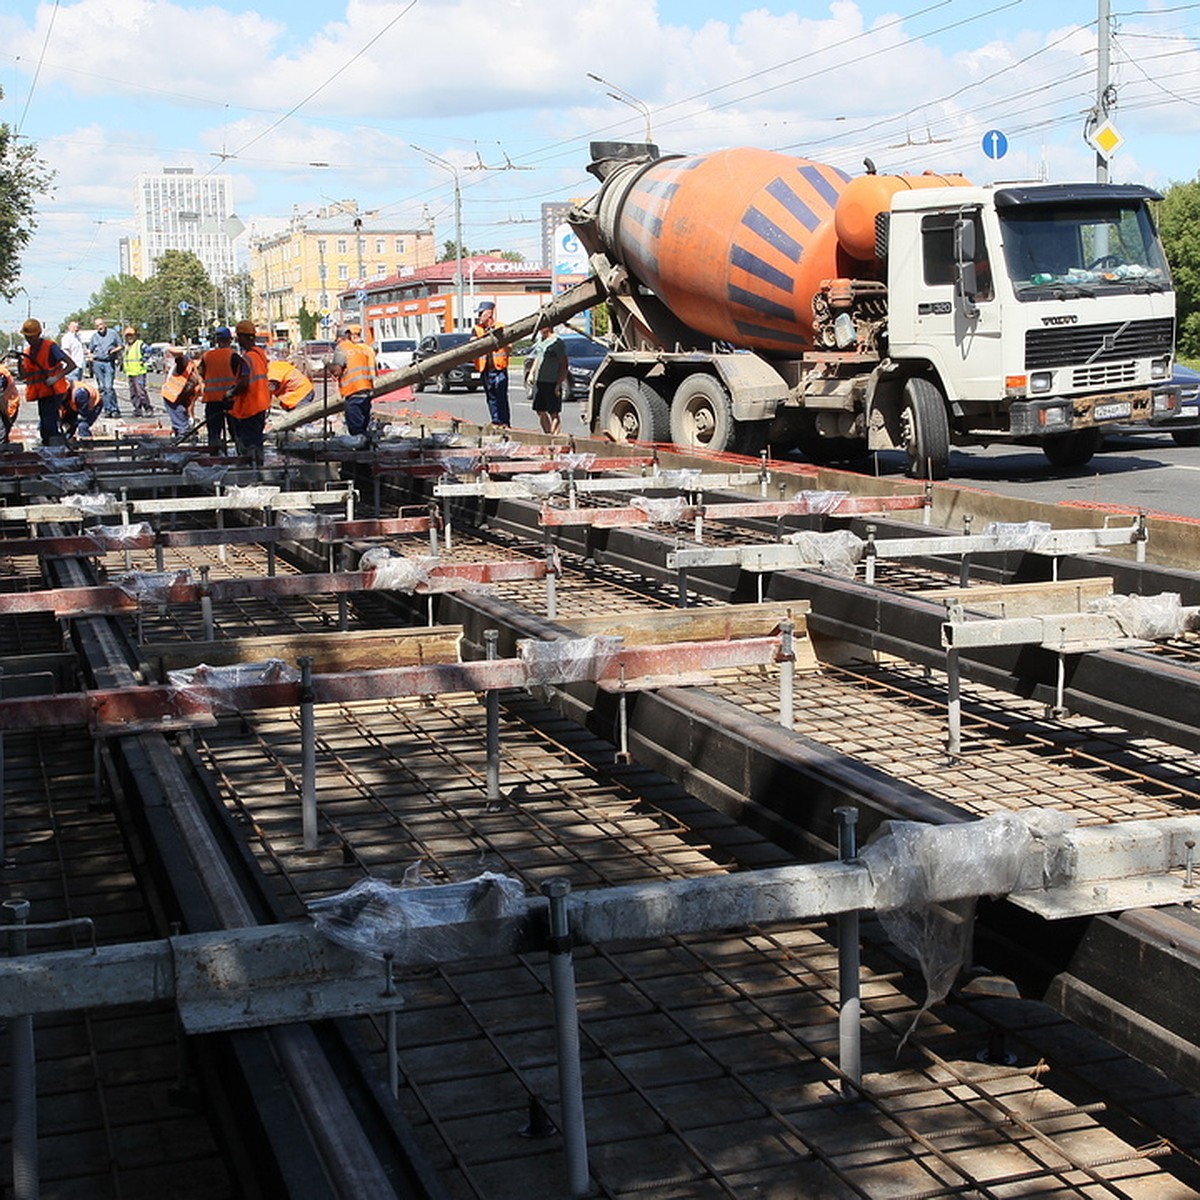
1090 120 1124 161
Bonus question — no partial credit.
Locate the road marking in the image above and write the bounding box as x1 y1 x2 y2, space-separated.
1171 464 1200 472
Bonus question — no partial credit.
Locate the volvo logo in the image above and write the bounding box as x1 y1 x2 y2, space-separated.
1041 315 1078 326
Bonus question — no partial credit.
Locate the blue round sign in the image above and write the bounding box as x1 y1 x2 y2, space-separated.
982 129 1008 160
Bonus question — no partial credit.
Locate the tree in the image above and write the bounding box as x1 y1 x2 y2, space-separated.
297 298 319 341
1158 179 1200 360
0 90 55 300
66 274 153 335
147 250 214 342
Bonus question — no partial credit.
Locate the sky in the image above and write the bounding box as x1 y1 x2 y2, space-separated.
4 0 1200 332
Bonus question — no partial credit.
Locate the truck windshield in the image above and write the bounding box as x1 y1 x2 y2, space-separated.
1000 202 1171 299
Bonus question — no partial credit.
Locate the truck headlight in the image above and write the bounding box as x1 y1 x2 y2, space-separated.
1151 358 1169 381
1038 404 1071 428
1029 371 1053 394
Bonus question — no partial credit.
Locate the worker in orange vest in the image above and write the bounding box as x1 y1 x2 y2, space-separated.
227 319 271 464
472 301 510 427
60 379 103 440
0 359 20 444
161 348 200 436
196 326 238 453
268 359 314 411
331 323 376 436
17 318 76 445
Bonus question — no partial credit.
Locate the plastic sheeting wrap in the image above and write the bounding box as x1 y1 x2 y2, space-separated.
780 529 864 576
278 511 335 542
631 495 688 525
226 484 281 510
114 568 193 604
100 522 153 546
652 469 703 492
182 462 229 488
332 434 368 450
516 471 565 498
61 492 119 516
1088 591 1185 641
167 658 300 713
519 635 623 686
48 471 94 494
862 810 1075 1046
359 548 437 592
557 453 596 473
309 873 527 963
981 520 1054 551
443 455 482 476
796 490 849 514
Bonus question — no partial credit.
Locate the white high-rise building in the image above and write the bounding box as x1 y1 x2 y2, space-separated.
131 167 239 285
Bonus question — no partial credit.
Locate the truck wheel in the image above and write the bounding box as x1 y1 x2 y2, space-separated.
901 377 950 479
597 379 669 443
1042 428 1103 467
1171 428 1200 447
670 375 735 452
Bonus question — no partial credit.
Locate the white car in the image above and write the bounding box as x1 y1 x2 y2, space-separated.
375 338 417 374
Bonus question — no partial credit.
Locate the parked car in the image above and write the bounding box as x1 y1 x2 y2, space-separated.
412 332 481 392
375 337 417 374
1165 364 1200 446
299 339 336 378
560 332 609 399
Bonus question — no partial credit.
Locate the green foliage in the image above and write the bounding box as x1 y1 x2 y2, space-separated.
297 298 319 341
0 94 56 301
65 274 152 334
148 250 213 341
1158 178 1200 358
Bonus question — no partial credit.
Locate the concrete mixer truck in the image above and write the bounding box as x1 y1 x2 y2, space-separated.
568 141 1177 476
289 141 1175 477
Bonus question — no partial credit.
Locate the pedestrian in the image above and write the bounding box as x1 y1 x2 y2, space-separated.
331 323 376 436
161 347 200 436
0 358 20 443
472 301 510 426
17 318 76 445
525 324 569 436
196 326 238 453
61 320 86 383
88 317 123 417
60 380 103 440
227 319 271 464
123 326 152 417
268 359 314 412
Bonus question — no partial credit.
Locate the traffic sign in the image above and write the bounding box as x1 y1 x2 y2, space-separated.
981 129 1008 160
1089 120 1124 161
178 300 190 314
354 289 367 304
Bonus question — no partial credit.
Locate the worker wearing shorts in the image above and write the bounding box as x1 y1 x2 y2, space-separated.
525 324 568 436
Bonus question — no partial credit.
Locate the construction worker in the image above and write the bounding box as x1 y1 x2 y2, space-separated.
268 359 314 411
196 325 238 453
472 301 510 426
227 319 271 464
0 359 20 443
331 323 376 436
161 348 200 436
123 326 152 417
60 379 103 440
18 318 76 445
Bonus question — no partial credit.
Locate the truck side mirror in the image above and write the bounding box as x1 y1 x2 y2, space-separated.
954 216 979 318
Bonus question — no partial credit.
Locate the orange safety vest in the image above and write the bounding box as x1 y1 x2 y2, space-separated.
199 347 239 405
472 323 508 372
269 360 314 410
162 362 198 406
337 339 376 397
21 338 71 401
0 365 18 422
231 345 270 419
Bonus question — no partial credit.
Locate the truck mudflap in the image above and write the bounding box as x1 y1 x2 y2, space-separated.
1007 388 1155 438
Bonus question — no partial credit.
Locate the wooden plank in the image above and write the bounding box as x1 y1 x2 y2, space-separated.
923 577 1114 618
562 602 810 646
142 626 464 675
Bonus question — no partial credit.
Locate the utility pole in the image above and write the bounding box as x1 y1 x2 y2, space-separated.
414 147 465 331
1091 0 1113 184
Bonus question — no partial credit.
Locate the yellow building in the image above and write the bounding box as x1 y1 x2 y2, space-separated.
248 201 436 346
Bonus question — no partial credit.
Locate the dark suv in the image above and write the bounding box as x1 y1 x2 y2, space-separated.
412 332 481 393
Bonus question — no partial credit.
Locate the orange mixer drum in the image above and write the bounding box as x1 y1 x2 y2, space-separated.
603 147 968 354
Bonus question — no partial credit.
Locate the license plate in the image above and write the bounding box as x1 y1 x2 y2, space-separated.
1094 401 1131 421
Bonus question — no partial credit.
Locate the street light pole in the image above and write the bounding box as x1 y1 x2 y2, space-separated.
587 72 653 144
413 146 465 331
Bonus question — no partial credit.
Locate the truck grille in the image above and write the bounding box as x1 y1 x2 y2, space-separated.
1072 361 1139 389
1025 318 1173 370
